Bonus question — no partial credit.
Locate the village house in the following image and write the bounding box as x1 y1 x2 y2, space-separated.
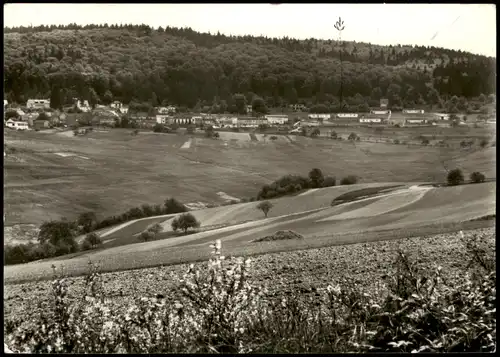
236 116 268 128
218 116 238 128
289 104 307 112
308 113 331 120
110 101 123 109
156 114 170 124
74 98 91 112
335 113 359 119
5 119 29 130
265 114 289 125
129 112 150 121
360 118 383 123
26 99 50 110
169 116 193 125
156 106 176 114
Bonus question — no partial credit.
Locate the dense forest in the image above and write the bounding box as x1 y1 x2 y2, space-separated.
3 23 497 113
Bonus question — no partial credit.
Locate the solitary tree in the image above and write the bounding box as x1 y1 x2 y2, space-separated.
171 213 200 234
308 168 325 188
310 128 321 138
470 171 486 184
256 201 273 218
147 223 163 235
447 168 465 186
139 230 155 242
330 130 338 139
348 132 358 141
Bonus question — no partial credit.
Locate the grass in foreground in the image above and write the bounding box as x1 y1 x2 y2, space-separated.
4 229 495 353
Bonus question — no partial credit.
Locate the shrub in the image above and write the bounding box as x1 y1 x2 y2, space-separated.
447 168 465 186
84 233 102 249
164 197 188 214
139 231 154 242
269 135 278 140
348 132 358 141
310 128 321 137
330 130 338 139
340 175 358 185
421 137 430 145
171 213 200 234
256 200 273 218
479 139 489 148
470 171 486 183
322 176 336 187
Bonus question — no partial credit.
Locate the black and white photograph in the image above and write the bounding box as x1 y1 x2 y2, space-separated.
3 3 496 353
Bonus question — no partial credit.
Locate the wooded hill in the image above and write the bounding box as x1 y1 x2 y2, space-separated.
4 24 496 113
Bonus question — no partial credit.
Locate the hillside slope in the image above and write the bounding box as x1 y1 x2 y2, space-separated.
4 24 495 111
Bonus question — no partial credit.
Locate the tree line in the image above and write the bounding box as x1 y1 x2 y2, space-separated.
4 24 496 114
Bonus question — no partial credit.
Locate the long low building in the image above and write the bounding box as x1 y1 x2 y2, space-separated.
265 114 289 125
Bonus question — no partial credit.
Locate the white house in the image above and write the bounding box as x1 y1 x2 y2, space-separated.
405 119 427 125
118 106 129 114
360 118 382 123
265 114 289 125
27 99 50 110
308 113 331 120
157 106 176 114
75 99 91 112
403 109 425 114
370 110 390 115
6 119 29 130
156 114 170 124
110 101 123 109
433 113 450 121
336 113 359 119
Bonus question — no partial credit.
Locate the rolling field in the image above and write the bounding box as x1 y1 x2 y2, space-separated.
4 181 495 284
4 127 495 243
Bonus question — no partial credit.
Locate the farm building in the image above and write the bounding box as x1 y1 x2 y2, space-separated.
236 117 268 128
129 112 150 121
5 119 29 130
404 118 428 125
219 116 238 128
169 116 194 125
26 99 50 110
265 114 289 125
308 113 331 120
360 118 382 123
336 113 359 119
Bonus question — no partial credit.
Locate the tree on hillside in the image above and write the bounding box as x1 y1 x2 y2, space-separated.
77 212 97 234
84 232 102 249
164 198 188 214
171 213 200 234
50 86 63 110
447 168 465 186
38 220 77 248
232 94 247 114
308 168 325 188
340 175 358 185
470 171 486 184
256 200 273 218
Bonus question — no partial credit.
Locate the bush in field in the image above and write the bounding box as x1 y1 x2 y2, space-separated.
330 130 338 139
164 197 188 214
256 200 273 218
340 175 358 185
421 137 430 145
310 128 321 137
470 171 486 184
139 230 155 242
347 132 357 141
322 176 336 187
81 233 102 250
269 135 278 140
393 139 400 144
171 213 200 234
479 139 489 148
447 168 465 186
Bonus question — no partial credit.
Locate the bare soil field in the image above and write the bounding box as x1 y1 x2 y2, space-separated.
4 227 494 324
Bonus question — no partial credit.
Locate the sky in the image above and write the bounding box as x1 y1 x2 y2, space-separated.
3 3 496 57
